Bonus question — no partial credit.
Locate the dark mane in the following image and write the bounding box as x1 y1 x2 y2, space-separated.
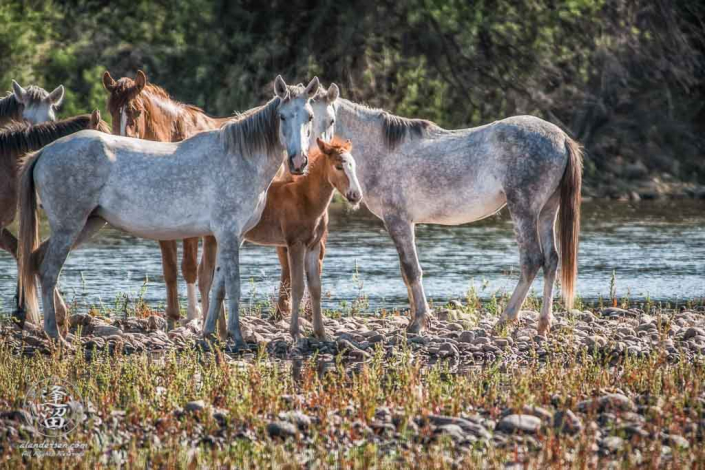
342 99 437 149
220 96 282 156
0 114 93 164
0 93 22 121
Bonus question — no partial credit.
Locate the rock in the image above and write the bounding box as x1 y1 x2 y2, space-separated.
684 327 705 340
434 424 465 440
584 335 607 348
601 307 636 318
663 434 689 450
438 342 460 358
521 405 552 422
278 410 312 430
0 409 33 426
266 420 298 438
424 414 491 439
92 324 123 337
69 313 92 328
577 394 636 413
553 410 583 435
496 414 542 434
147 315 167 330
458 331 475 343
601 436 625 453
184 400 206 413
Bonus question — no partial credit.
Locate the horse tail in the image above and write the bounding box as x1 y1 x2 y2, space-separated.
18 151 42 324
558 137 583 309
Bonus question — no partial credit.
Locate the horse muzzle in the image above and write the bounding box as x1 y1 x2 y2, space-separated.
346 190 362 204
288 153 308 175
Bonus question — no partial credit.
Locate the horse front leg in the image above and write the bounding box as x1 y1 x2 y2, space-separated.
275 246 291 319
287 243 306 343
159 240 181 330
304 242 326 339
384 214 429 334
216 234 246 351
182 237 201 322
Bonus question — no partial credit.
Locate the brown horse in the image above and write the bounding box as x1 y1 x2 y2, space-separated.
199 137 362 342
102 70 232 329
0 81 65 127
1 110 110 326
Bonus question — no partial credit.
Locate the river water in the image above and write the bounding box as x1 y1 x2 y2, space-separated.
1 200 703 314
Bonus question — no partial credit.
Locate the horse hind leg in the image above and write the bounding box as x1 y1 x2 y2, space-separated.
182 237 201 322
537 193 560 335
159 240 180 330
38 223 88 344
498 203 543 329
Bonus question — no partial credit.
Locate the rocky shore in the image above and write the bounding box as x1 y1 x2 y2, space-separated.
1 305 704 467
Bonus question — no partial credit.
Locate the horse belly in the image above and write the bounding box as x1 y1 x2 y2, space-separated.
95 205 211 240
415 189 507 225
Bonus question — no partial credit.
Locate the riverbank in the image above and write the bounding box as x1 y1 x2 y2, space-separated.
1 302 704 467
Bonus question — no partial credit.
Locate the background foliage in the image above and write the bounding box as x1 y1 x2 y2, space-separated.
1 0 704 184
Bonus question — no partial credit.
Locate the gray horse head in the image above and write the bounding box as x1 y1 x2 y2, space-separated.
273 76 320 175
12 80 64 124
310 83 339 144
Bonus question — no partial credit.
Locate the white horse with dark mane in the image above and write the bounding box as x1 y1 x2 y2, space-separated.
310 84 582 336
19 76 320 348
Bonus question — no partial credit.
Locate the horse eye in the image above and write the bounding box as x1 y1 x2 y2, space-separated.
336 165 344 171
330 119 335 125
280 115 286 121
308 115 313 122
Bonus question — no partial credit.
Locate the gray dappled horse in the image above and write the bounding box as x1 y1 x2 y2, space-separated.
310 84 582 336
0 80 64 127
19 76 320 348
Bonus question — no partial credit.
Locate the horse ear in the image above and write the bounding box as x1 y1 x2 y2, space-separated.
90 109 101 127
327 83 340 103
12 80 27 103
304 77 320 99
316 137 328 153
274 75 289 99
134 70 147 93
48 85 64 107
102 71 117 92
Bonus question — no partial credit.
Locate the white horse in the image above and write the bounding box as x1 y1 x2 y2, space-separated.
310 84 582 336
19 76 320 348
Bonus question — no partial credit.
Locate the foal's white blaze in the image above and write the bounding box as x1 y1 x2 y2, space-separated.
342 152 363 203
186 283 201 321
119 107 128 136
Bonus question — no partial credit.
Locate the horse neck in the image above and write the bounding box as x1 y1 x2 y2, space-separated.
335 99 385 163
140 92 187 141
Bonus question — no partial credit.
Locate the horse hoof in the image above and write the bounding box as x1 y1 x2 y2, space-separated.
225 339 248 354
537 319 551 336
406 320 423 335
493 318 515 334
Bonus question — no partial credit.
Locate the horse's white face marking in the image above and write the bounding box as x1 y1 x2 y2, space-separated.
339 151 362 205
119 107 128 136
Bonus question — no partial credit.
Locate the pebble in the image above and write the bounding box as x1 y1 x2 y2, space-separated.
266 421 298 438
496 415 542 434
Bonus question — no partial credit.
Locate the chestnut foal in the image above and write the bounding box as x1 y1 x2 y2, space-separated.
199 137 362 342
